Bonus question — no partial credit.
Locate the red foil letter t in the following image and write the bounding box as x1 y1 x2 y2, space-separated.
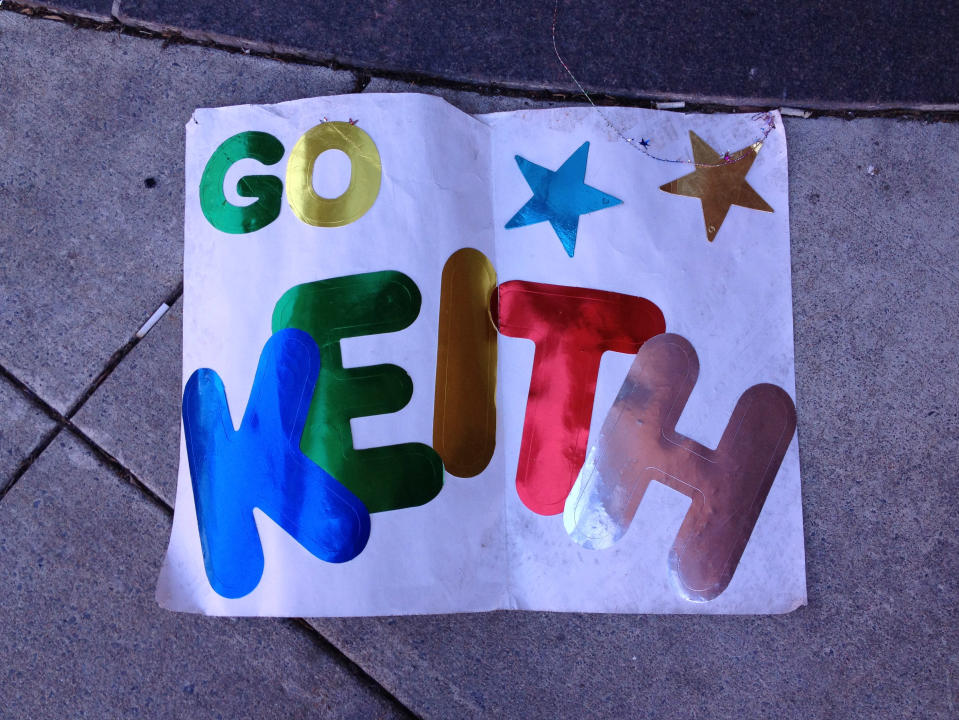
494 281 665 515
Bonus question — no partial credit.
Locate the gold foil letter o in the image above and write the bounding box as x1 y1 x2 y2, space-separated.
286 121 381 227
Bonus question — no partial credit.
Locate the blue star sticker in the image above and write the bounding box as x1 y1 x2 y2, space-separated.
505 142 622 257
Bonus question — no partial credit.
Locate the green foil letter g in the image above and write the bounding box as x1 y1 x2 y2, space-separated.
200 131 284 234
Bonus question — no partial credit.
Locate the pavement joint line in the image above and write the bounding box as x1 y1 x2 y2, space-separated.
67 422 172 513
1 422 65 500
0 367 421 715
0 363 66 428
0 281 182 498
10 419 421 715
71 422 422 717
0 362 69 499
0 362 167 509
290 618 423 720
0 337 421 715
5 1 959 119
63 280 182 420
352 71 373 95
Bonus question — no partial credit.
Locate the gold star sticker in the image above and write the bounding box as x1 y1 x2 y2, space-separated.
660 131 773 242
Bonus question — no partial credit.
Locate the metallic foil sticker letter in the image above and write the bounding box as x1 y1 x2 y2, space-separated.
272 271 443 513
199 130 284 234
564 333 797 601
494 281 665 515
433 248 498 477
286 121 381 227
182 329 371 599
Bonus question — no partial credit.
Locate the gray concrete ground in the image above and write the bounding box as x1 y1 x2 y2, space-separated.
20 0 959 109
1 9 957 720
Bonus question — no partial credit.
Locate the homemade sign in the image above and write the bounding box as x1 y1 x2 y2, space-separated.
158 94 805 616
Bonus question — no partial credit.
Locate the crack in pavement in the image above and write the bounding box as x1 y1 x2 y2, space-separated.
4 0 959 119
0 288 420 719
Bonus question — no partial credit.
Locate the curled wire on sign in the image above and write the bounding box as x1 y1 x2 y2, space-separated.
549 0 775 167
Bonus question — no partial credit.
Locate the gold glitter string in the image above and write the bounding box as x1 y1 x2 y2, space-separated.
550 0 775 168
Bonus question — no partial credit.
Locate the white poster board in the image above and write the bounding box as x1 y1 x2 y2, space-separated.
158 94 804 616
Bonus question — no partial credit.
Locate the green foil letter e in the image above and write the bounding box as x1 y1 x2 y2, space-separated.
200 131 284 234
272 271 444 513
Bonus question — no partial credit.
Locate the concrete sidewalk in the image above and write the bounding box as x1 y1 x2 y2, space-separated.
14 0 959 109
1 9 957 719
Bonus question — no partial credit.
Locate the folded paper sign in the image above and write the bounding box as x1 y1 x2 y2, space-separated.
158 94 805 616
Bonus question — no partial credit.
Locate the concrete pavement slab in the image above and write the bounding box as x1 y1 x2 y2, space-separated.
113 0 959 109
13 0 114 22
4 11 953 715
73 299 181 505
0 431 410 719
0 11 355 413
0 375 58 484
305 116 958 719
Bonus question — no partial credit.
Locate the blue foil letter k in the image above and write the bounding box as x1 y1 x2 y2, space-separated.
182 328 371 599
